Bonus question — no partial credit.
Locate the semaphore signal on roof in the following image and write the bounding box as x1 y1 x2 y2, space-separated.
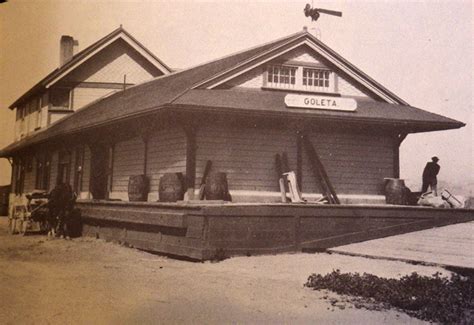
303 2 343 22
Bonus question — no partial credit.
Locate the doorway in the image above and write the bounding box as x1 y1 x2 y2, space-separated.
90 144 113 200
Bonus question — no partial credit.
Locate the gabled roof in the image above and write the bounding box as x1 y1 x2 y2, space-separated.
194 32 409 105
0 30 465 157
8 26 172 109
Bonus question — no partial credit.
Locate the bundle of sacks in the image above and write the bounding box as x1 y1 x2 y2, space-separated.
417 189 466 208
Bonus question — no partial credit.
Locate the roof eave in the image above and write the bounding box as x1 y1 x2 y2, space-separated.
169 104 466 131
0 103 465 158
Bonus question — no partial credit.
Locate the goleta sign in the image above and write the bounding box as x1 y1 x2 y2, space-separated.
284 94 357 112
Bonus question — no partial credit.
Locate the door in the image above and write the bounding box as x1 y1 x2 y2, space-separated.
57 150 71 185
90 144 113 199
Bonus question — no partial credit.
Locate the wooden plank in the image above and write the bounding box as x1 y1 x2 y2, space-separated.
200 204 474 219
82 207 187 228
198 160 212 200
328 222 474 268
301 219 441 250
302 136 336 203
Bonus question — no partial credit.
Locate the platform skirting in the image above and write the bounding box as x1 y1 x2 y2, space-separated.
77 201 474 260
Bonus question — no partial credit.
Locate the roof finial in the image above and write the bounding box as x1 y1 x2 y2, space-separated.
303 26 308 32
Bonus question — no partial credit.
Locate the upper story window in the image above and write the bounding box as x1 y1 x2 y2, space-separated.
50 87 71 110
267 65 297 89
265 64 335 94
16 104 26 121
302 68 331 91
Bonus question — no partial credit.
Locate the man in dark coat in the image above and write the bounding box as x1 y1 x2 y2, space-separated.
422 156 440 195
48 183 76 238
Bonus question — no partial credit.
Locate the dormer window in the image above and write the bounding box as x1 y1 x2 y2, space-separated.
302 68 331 91
265 64 336 94
267 65 297 89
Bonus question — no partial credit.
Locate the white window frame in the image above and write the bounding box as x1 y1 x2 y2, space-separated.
264 64 336 94
265 65 297 89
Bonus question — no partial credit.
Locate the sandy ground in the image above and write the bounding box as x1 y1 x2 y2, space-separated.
0 218 451 325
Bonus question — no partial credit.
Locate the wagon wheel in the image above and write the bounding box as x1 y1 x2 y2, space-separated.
39 219 48 233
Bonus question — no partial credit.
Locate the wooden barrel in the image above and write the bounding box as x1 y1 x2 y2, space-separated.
205 172 230 201
66 208 82 238
128 175 149 202
384 178 407 205
159 173 184 202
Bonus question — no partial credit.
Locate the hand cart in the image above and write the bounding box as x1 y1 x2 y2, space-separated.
8 191 50 235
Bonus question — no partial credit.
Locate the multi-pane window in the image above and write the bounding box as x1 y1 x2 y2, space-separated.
35 155 45 190
14 158 25 194
50 88 71 109
33 98 41 129
57 150 71 185
16 104 26 120
303 68 331 90
267 65 297 89
265 65 334 93
35 153 51 190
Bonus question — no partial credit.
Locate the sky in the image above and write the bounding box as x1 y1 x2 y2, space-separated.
0 0 472 193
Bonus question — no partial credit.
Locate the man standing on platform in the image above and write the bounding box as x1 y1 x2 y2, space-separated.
422 156 440 196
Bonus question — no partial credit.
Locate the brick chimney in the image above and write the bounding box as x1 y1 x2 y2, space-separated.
59 35 78 66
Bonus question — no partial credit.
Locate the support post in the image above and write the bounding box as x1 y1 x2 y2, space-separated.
184 125 197 201
296 131 303 192
141 134 149 176
394 133 407 178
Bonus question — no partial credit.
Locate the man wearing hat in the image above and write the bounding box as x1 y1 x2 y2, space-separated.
422 156 440 195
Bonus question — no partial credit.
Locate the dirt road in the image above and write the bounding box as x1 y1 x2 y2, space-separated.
0 218 446 324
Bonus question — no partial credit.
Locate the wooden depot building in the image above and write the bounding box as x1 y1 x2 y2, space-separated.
1 27 471 260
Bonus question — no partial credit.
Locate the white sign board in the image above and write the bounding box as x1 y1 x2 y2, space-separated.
284 94 357 112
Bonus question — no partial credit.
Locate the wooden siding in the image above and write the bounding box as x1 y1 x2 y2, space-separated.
80 146 91 196
49 111 73 125
196 126 297 192
13 94 49 141
111 137 145 193
302 132 394 195
23 157 36 193
279 47 324 65
223 66 264 88
49 151 59 189
337 75 372 98
146 129 187 193
77 201 474 261
73 87 117 110
69 149 76 188
63 39 160 85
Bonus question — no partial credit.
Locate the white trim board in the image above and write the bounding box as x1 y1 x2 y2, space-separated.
45 32 170 88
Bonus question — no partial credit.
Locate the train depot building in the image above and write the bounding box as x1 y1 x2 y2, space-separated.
1 28 471 260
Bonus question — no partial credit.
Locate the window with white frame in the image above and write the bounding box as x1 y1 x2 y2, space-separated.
267 65 297 89
265 64 335 93
302 68 331 91
50 87 71 110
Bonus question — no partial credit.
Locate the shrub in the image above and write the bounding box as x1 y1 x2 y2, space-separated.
305 270 474 324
